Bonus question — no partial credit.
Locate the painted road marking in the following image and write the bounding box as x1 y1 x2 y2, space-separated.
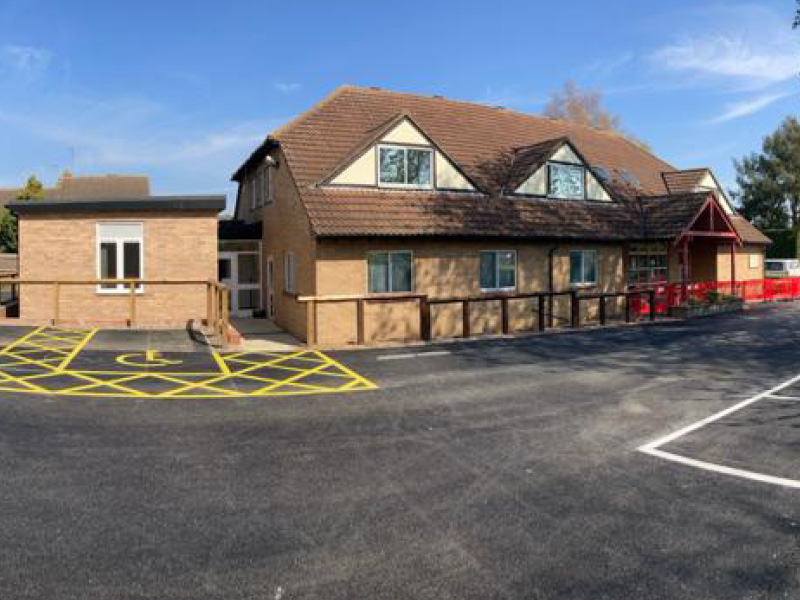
116 350 184 368
0 326 377 399
638 372 800 489
377 350 452 361
764 394 800 401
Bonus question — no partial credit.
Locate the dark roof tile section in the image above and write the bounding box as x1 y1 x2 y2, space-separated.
53 174 150 198
8 195 225 214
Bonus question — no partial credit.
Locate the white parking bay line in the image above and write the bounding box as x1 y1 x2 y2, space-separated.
377 350 452 361
765 394 800 401
637 371 800 489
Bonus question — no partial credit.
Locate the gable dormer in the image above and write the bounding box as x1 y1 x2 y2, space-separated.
325 115 476 192
513 139 612 202
662 168 734 215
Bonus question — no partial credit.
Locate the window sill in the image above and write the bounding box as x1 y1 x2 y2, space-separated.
96 288 144 295
569 283 597 290
479 288 516 294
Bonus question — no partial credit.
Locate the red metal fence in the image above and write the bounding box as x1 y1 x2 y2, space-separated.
630 278 800 316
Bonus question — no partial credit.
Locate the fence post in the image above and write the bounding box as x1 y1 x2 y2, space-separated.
648 290 656 321
501 297 509 335
537 295 546 331
206 281 213 328
419 297 431 341
306 299 316 347
462 300 471 338
52 282 60 325
220 286 229 341
599 295 606 325
625 293 632 323
570 291 579 327
356 298 365 345
128 281 136 327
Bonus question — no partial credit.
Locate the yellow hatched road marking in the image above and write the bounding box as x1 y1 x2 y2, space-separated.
0 327 377 399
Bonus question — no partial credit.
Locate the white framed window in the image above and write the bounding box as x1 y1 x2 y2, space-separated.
480 250 516 291
627 243 668 283
378 145 433 188
97 222 144 293
749 253 760 269
549 163 586 200
367 251 413 293
570 249 597 286
283 252 295 293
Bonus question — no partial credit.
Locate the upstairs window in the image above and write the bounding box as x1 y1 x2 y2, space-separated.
250 166 271 210
378 145 432 188
549 163 585 200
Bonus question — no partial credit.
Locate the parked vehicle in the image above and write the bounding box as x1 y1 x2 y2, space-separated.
765 259 800 278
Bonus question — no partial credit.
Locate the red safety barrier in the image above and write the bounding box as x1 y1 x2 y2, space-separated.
629 277 800 317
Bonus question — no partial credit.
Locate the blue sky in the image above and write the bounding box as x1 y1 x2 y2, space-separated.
0 0 797 212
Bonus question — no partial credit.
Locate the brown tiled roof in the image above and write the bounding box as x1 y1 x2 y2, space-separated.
661 169 710 195
730 215 772 245
265 86 675 196
52 173 150 198
238 86 770 245
640 193 710 239
0 173 150 206
307 187 641 240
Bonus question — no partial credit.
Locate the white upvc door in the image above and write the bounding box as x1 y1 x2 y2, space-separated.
218 251 262 317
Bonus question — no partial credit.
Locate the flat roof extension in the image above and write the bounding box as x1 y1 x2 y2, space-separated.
8 195 226 214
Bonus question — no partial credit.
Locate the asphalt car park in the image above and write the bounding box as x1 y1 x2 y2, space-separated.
2 305 800 599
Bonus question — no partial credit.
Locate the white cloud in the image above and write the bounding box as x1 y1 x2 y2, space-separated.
275 82 301 94
708 92 793 124
0 44 52 77
653 35 798 86
0 93 280 196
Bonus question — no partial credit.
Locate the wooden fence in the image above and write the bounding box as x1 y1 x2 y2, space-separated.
299 288 657 347
0 278 230 342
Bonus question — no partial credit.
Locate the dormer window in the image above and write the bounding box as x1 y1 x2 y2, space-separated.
548 163 585 200
378 145 432 188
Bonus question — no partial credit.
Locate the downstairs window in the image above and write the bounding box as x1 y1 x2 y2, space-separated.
97 222 143 293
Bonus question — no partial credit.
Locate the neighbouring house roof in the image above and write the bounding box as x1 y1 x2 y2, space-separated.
8 195 226 214
0 172 151 209
218 219 263 240
234 85 770 245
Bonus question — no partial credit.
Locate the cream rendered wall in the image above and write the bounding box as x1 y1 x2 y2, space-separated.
331 148 376 185
514 153 610 201
551 145 581 164
516 167 547 195
380 119 429 145
329 117 474 191
696 172 734 215
434 153 474 191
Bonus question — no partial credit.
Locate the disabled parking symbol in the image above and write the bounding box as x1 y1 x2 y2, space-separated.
115 350 183 368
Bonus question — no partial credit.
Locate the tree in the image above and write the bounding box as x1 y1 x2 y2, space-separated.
542 81 649 150
0 175 45 253
732 117 800 231
15 175 44 200
794 0 799 28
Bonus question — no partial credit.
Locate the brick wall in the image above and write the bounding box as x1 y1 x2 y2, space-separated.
18 211 217 327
